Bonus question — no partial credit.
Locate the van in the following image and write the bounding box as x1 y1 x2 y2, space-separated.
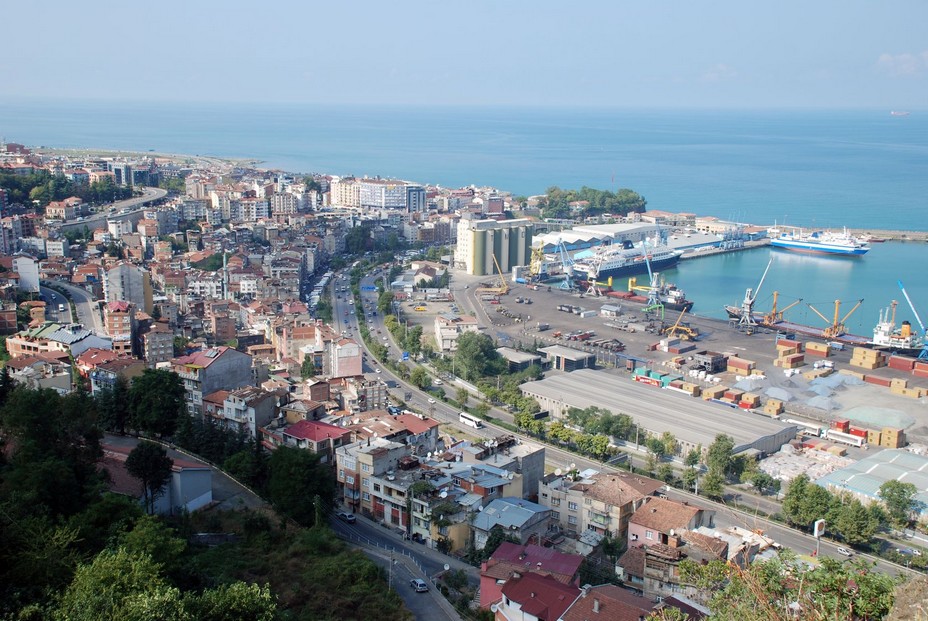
58 303 65 312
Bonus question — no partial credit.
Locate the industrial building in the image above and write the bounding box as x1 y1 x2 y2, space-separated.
454 217 533 276
817 449 928 517
519 368 797 458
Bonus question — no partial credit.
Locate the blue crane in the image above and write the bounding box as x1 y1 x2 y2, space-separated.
898 280 928 360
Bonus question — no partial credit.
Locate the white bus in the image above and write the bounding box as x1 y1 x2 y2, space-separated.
459 412 484 429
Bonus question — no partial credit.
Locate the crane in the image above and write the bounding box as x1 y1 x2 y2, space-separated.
806 299 864 339
736 259 773 331
475 253 509 296
638 236 664 318
528 244 547 280
762 291 804 326
555 239 576 291
898 280 928 360
662 307 699 341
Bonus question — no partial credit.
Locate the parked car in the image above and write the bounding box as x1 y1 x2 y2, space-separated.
427 398 436 404
336 511 356 524
410 578 429 593
836 547 853 557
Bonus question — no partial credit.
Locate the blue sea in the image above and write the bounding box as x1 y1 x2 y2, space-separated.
1 99 926 327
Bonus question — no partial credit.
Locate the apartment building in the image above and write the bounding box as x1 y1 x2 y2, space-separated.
171 346 254 415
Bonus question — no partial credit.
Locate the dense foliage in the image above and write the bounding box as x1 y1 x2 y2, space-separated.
781 474 883 547
540 185 647 220
0 170 132 207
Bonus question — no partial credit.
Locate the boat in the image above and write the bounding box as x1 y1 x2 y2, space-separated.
572 240 682 281
769 227 870 256
871 302 925 355
891 111 911 117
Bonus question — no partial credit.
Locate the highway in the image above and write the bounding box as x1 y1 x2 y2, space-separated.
45 280 104 334
336 264 919 579
57 186 167 234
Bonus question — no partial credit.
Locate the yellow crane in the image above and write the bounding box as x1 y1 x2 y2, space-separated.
475 254 509 296
806 299 864 339
762 291 804 325
662 307 700 341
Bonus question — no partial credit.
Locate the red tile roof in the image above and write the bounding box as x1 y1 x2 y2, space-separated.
283 419 350 442
395 413 440 435
560 584 655 621
486 542 582 583
500 573 580 621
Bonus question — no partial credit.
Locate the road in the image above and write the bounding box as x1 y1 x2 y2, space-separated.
39 286 72 323
57 186 168 234
47 280 104 333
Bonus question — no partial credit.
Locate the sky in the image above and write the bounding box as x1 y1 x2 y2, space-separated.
4 1 927 108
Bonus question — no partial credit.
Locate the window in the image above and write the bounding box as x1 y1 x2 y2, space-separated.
362 492 370 501
373 484 381 492
362 463 370 472
551 498 560 507
585 498 592 505
338 469 344 480
552 511 560 521
568 516 577 525
568 502 578 511
345 475 354 484
646 530 654 540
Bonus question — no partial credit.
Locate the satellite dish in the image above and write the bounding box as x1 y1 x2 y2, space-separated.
570 463 576 470
444 564 450 572
490 604 499 613
670 529 675 536
508 472 515 480
478 506 483 511
427 452 433 459
440 491 448 499
554 468 562 476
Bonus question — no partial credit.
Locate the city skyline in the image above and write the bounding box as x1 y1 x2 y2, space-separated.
5 0 927 109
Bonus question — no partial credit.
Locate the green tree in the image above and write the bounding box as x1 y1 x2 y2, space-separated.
456 387 469 407
660 431 678 457
410 366 429 389
300 356 316 379
128 369 186 438
830 495 879 546
119 515 186 571
706 434 735 479
377 291 395 315
125 442 174 515
782 474 833 530
453 332 504 381
95 374 132 434
879 480 919 528
700 471 725 500
267 447 335 527
403 325 423 358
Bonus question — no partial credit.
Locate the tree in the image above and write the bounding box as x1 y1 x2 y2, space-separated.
267 447 335 527
706 434 735 479
456 387 469 407
453 332 504 381
403 325 423 358
830 495 879 546
95 374 132 434
128 369 186 438
377 291 395 315
660 431 678 457
119 515 186 571
125 442 174 515
781 474 833 531
700 470 725 500
879 480 919 528
300 356 316 380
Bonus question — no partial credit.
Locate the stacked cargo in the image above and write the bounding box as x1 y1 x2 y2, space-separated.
739 392 761 409
889 355 917 371
805 342 830 358
890 378 926 399
775 353 805 369
803 367 833 380
763 398 784 416
867 429 882 446
864 375 892 388
881 427 906 448
849 347 886 370
722 388 744 404
776 339 803 355
726 356 755 374
915 361 928 379
703 386 728 400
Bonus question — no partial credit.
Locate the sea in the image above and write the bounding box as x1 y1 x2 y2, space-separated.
1 99 926 331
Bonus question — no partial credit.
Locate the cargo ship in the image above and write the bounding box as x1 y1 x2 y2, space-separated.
769 227 870 256
572 240 682 281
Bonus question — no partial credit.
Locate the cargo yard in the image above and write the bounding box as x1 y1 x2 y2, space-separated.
397 267 928 492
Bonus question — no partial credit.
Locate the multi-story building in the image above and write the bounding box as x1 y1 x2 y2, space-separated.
204 385 280 438
171 346 254 416
103 301 136 357
340 377 387 412
328 337 362 378
260 419 351 465
405 185 426 213
537 471 664 540
454 217 533 276
359 178 407 210
335 437 409 514
627 497 712 548
89 358 147 395
138 321 174 367
104 263 153 314
329 177 360 208
433 314 481 352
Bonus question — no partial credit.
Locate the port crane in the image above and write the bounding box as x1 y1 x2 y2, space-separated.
639 237 664 319
585 275 613 297
806 299 864 339
734 258 773 333
762 291 803 326
898 280 928 360
555 240 576 291
475 253 509 296
528 244 548 280
662 307 699 341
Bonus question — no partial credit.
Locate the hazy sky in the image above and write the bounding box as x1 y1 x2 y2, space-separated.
5 1 927 108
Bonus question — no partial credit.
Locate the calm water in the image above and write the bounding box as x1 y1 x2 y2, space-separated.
2 100 926 230
1 100 926 326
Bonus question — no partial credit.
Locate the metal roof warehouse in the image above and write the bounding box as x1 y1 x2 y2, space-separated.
519 368 797 457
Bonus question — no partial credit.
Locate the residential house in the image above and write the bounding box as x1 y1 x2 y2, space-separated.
434 313 481 352
472 497 551 550
89 358 147 395
627 497 713 548
494 572 580 621
559 584 658 621
261 419 351 465
480 542 583 610
6 354 72 393
171 346 254 415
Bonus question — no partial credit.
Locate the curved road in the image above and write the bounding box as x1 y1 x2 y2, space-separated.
57 186 168 234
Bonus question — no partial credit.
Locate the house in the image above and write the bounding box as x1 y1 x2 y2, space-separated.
472 497 551 550
261 419 351 464
627 497 713 548
617 531 727 599
559 584 657 621
495 572 580 621
538 471 664 540
434 313 481 352
100 443 212 516
6 354 72 393
171 346 254 415
480 542 583 610
89 358 148 395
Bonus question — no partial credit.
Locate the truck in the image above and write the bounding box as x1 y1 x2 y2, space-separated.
536 322 550 331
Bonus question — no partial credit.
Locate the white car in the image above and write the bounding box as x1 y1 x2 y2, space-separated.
428 398 436 404
410 578 429 593
836 547 853 557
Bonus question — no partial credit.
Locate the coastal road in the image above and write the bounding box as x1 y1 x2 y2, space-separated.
57 186 167 234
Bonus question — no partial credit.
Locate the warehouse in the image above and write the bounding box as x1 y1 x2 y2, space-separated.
519 368 797 458
817 449 928 517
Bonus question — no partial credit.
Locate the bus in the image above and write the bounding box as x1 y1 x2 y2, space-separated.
459 412 484 429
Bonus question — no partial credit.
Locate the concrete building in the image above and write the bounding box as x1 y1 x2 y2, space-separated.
171 346 254 416
627 497 713 548
12 255 40 293
472 497 551 550
359 178 407 210
328 337 363 378
104 263 154 314
538 471 664 540
520 369 797 458
537 345 596 372
817 449 928 518
454 217 533 276
335 437 409 515
138 322 174 367
434 313 481 352
405 185 427 213
104 301 136 357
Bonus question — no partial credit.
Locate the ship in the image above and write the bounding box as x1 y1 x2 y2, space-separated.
891 111 911 117
572 240 682 281
769 227 870 256
626 274 693 311
871 302 925 355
